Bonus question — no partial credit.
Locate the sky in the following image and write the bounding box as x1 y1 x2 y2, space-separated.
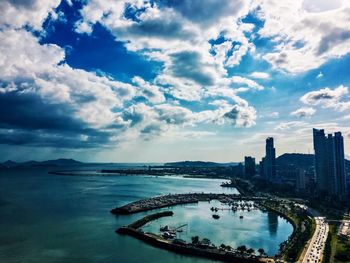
0 0 350 163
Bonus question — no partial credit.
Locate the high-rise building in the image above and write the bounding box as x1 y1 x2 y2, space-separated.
334 132 347 197
313 129 328 192
264 137 276 181
296 168 306 192
244 156 256 178
259 158 265 178
313 129 348 198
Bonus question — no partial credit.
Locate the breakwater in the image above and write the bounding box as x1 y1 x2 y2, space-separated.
111 193 266 215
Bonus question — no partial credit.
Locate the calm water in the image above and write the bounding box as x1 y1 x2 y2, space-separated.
0 167 293 263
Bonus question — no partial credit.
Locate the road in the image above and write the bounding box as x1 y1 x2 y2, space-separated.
301 217 329 263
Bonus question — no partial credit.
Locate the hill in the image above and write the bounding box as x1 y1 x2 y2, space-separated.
0 158 83 168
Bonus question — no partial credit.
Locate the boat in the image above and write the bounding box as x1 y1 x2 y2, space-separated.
239 215 244 219
212 214 220 219
162 231 176 239
160 225 170 232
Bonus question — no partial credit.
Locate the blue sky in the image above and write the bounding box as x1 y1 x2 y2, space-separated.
0 0 349 162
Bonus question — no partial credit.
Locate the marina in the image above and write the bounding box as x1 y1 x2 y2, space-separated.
114 193 294 258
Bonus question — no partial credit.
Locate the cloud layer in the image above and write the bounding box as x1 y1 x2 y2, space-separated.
0 0 349 160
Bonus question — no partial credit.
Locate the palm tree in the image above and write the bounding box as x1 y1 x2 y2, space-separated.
237 245 247 254
247 248 255 254
258 248 265 256
191 236 199 244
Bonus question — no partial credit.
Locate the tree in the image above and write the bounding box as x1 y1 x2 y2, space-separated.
191 236 199 244
258 248 265 256
247 248 255 254
237 245 247 254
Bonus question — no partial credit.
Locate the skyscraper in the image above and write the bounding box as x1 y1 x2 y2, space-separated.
262 137 276 182
313 129 328 192
334 132 347 197
313 129 348 198
296 168 306 192
326 133 337 195
244 156 256 178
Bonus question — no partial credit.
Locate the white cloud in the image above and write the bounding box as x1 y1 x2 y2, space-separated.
224 104 257 127
250 72 270 79
231 76 264 90
0 0 61 30
290 107 316 118
255 0 350 73
300 85 350 111
132 76 165 104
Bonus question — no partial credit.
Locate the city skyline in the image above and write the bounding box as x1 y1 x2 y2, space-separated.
1 0 350 162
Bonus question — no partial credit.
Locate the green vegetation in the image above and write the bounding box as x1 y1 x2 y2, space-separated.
322 222 350 263
334 235 350 263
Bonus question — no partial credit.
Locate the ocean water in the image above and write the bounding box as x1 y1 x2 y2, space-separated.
0 167 293 263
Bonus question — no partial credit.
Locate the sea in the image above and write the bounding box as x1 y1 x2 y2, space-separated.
0 165 293 263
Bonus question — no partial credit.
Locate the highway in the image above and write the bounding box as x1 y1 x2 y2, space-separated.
302 217 329 263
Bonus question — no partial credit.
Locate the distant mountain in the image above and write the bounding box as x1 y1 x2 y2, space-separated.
40 158 83 166
0 158 83 168
164 161 239 167
2 160 19 168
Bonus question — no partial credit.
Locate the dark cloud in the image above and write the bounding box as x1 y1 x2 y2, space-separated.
124 17 194 40
158 0 245 26
169 51 215 86
0 90 84 132
223 105 256 127
317 27 350 55
7 0 36 8
0 90 112 148
309 93 334 100
0 128 110 148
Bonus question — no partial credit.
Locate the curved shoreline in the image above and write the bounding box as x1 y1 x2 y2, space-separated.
112 193 307 262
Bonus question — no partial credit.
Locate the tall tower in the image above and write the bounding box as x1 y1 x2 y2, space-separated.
334 132 347 197
326 134 337 195
264 137 276 182
313 129 348 198
313 129 328 192
244 156 256 178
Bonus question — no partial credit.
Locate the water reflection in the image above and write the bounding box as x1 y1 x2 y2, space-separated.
267 212 279 237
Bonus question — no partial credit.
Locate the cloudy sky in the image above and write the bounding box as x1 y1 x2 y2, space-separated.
0 0 350 162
